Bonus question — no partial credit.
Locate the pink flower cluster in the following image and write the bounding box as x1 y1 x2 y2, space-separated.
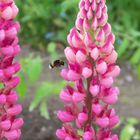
0 0 23 139
56 0 120 140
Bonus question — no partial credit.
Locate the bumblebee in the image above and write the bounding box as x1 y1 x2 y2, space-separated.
49 60 65 69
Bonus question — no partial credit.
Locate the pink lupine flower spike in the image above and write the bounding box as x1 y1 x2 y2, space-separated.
57 0 120 140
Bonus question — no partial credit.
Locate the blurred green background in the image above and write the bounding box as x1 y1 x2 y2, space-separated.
14 0 140 140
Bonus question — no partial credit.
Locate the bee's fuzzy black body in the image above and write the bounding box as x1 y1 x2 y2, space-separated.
49 60 64 69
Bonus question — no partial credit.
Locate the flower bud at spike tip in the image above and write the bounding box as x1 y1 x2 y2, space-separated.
56 0 120 139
